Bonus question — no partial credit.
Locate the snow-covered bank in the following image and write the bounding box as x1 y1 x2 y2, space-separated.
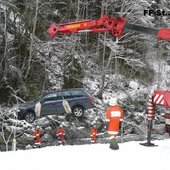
0 139 170 170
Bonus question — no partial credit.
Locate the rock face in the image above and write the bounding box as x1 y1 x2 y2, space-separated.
0 111 169 151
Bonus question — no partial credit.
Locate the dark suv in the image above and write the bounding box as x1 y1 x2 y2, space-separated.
17 88 94 123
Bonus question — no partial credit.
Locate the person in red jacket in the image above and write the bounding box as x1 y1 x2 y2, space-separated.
56 124 65 144
90 125 98 143
105 98 124 150
105 98 124 137
33 126 41 146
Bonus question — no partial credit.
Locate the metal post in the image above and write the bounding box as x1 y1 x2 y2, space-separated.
12 138 16 151
120 121 124 143
146 120 153 145
140 119 156 147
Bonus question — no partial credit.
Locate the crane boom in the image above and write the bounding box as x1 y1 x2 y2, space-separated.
47 15 170 41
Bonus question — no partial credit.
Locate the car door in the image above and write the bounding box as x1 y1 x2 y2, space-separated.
55 92 64 113
40 92 58 116
60 91 73 112
69 90 86 107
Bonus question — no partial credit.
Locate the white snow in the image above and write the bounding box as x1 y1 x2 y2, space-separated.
129 80 139 90
0 139 170 170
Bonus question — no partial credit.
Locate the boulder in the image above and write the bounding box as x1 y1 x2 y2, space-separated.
34 117 51 128
153 124 165 135
17 133 34 145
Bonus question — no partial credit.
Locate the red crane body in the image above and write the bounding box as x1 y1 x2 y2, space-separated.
147 90 170 120
144 90 170 146
153 90 170 108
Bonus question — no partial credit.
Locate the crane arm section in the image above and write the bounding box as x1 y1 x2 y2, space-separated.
47 15 170 41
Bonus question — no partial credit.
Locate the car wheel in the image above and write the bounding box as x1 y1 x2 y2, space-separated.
25 111 36 123
72 106 84 117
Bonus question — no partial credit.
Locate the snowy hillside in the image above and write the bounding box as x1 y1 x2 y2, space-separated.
0 139 170 170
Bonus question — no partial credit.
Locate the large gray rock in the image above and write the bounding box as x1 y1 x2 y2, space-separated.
7 119 32 128
153 124 165 135
17 133 34 145
5 126 23 134
34 117 51 128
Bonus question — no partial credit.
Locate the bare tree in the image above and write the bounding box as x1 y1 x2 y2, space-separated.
25 0 39 79
96 0 154 99
0 109 13 151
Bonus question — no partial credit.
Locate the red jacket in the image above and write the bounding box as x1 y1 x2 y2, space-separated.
33 129 41 145
56 128 65 143
105 105 124 137
90 127 97 143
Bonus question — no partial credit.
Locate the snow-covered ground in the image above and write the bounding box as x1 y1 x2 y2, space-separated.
0 139 170 170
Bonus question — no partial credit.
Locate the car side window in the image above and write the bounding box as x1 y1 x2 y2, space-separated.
56 92 63 100
70 91 85 98
62 91 72 99
43 93 57 102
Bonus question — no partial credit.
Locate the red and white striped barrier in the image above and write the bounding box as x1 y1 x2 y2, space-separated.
153 93 165 105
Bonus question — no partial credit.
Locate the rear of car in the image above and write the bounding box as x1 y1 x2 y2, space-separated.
61 89 94 117
62 89 94 109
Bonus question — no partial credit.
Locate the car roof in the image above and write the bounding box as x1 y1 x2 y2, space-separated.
42 88 85 96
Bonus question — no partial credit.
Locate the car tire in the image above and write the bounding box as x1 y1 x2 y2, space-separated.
25 111 36 123
72 106 84 117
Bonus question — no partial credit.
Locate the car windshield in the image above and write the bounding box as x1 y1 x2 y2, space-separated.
33 95 42 103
